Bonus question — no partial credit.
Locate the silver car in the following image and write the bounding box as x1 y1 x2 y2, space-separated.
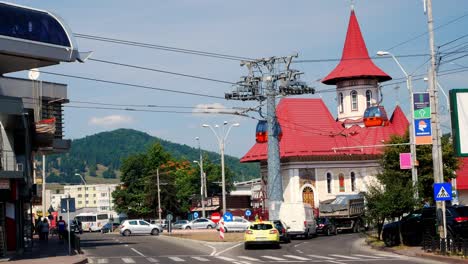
216 216 251 232
120 219 163 236
182 218 216 229
173 220 190 229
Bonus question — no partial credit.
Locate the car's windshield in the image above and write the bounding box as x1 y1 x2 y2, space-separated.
456 207 468 216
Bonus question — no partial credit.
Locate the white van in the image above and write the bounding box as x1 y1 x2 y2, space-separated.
279 202 317 238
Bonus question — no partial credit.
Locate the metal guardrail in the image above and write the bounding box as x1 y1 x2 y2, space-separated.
422 234 468 256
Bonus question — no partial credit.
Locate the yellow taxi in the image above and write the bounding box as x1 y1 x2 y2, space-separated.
244 220 280 249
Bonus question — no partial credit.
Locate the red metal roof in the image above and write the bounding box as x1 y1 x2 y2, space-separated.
456 158 468 190
322 10 391 85
241 98 408 162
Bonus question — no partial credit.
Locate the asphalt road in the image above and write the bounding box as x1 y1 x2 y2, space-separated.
81 232 444 264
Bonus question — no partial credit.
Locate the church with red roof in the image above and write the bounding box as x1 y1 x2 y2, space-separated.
241 8 409 210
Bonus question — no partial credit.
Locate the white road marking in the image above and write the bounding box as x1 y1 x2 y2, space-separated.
284 255 310 260
294 241 308 247
168 256 185 262
97 259 109 264
122 258 136 263
216 256 237 261
326 261 346 264
329 254 360 260
191 256 210 261
146 257 159 262
205 244 217 256
262 256 286 261
307 254 336 260
131 248 146 257
374 253 403 258
238 256 261 261
352 254 385 259
87 259 94 264
124 244 129 247
215 242 243 256
296 250 304 254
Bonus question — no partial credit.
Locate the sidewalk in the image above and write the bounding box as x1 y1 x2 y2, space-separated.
1 234 87 264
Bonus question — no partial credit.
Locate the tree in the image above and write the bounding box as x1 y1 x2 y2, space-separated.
365 132 459 240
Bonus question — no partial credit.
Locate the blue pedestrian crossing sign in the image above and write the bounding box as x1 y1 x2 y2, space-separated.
193 212 199 219
223 212 233 222
434 183 452 201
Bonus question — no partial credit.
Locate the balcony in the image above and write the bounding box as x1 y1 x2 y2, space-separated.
0 150 23 179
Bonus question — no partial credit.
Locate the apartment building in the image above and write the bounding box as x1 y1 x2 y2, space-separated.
64 184 118 211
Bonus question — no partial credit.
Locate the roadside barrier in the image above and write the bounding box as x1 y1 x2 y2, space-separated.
422 234 468 257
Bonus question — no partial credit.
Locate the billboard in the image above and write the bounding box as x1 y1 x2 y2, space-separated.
450 89 468 156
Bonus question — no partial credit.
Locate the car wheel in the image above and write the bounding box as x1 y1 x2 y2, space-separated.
123 230 131 236
287 236 291 243
334 228 338 235
151 228 159 236
185 226 191 230
244 243 249 250
273 243 281 249
207 225 213 229
304 229 310 239
384 232 398 247
326 228 331 236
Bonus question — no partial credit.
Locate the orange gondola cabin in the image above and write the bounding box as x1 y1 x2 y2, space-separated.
255 120 283 143
363 106 389 127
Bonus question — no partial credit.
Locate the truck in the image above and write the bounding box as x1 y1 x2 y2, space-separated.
319 194 365 233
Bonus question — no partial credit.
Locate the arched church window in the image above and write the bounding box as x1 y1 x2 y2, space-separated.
339 93 344 113
326 173 332 194
339 173 345 192
366 90 372 108
351 172 356 192
351 90 358 111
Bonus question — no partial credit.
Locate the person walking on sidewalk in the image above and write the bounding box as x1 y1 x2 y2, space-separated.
41 218 50 241
57 216 67 240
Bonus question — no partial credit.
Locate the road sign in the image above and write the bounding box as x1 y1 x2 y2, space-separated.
245 209 252 217
166 214 173 221
223 212 233 222
434 183 452 201
193 212 199 219
60 198 75 213
211 212 221 223
414 119 432 145
399 153 411 169
413 93 431 119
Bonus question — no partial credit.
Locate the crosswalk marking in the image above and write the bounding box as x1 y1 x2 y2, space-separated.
307 254 336 260
191 256 210 261
97 259 109 264
216 256 237 261
146 257 159 262
374 253 403 258
352 254 385 259
262 256 286 261
88 259 94 264
168 257 185 262
122 258 136 263
329 254 360 260
238 256 261 261
284 255 310 260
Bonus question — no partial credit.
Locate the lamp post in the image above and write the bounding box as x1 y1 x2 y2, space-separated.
75 173 87 209
202 122 239 214
377 51 418 200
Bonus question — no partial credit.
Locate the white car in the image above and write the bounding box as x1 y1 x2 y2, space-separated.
182 218 216 229
120 219 163 236
216 216 251 232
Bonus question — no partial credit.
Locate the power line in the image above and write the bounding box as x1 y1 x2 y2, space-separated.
88 58 239 85
75 33 253 61
64 105 244 116
37 70 225 99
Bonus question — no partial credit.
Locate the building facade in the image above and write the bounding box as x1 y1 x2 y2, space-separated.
64 184 118 211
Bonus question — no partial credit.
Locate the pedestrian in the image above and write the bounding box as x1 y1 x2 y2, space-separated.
57 216 67 240
41 218 50 241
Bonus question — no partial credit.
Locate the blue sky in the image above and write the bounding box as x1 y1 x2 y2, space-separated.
7 0 468 158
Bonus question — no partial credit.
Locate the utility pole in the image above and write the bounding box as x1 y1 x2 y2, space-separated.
225 55 314 220
426 0 445 240
157 168 162 222
195 136 206 218
42 155 46 219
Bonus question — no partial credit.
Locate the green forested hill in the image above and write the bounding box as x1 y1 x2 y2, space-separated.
45 129 259 184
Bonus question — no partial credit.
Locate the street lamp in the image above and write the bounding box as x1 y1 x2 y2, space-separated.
75 173 87 209
202 122 240 214
377 51 419 200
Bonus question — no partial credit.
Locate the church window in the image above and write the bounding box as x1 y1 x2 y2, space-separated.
339 173 345 192
351 90 358 111
327 173 332 194
366 90 372 108
351 172 356 192
339 93 344 113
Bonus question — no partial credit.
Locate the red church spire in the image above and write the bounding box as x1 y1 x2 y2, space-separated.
322 9 391 85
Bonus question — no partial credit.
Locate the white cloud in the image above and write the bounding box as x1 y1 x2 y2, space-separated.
88 115 134 127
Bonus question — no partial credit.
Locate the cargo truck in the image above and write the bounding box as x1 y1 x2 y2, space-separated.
319 194 365 233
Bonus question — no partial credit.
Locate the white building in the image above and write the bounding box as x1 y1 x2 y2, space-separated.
64 184 118 211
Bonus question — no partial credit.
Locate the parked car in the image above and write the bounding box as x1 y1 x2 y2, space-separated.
216 216 251 232
119 219 163 236
183 218 216 229
101 222 120 233
70 219 83 234
316 217 338 236
150 219 169 229
244 221 280 249
279 203 317 238
272 220 291 243
382 206 468 247
173 220 190 229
